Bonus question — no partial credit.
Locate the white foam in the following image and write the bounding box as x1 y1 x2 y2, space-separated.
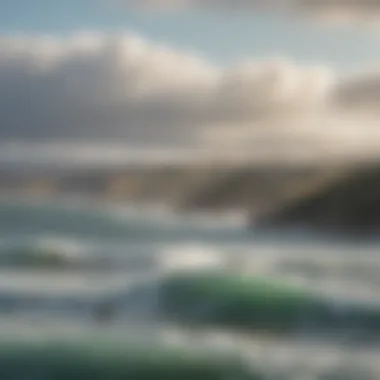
159 244 224 273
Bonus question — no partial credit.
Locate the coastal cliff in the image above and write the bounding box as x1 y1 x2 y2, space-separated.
254 163 380 236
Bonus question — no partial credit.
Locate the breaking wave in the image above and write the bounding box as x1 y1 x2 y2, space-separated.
0 238 86 269
0 196 380 379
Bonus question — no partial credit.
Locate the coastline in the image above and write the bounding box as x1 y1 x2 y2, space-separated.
0 191 250 230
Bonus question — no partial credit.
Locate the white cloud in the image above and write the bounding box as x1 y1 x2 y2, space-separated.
0 32 333 145
0 32 217 145
1 31 380 161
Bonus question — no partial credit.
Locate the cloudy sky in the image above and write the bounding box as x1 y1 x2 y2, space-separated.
2 0 380 163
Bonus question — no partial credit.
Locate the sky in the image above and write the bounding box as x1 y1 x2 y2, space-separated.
1 0 380 163
2 0 380 68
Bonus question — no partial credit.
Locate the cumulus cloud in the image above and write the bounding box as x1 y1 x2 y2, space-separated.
1 31 380 161
0 33 218 145
0 32 334 147
334 70 380 110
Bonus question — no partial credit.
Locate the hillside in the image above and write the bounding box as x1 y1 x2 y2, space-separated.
4 161 380 238
0 164 325 213
254 163 380 236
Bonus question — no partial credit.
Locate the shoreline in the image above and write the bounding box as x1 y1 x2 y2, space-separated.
0 191 250 228
1 192 380 245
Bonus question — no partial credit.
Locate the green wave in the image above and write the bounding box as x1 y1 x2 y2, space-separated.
158 272 380 337
0 246 74 268
0 339 257 380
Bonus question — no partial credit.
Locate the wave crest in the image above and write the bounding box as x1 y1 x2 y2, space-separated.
0 238 85 269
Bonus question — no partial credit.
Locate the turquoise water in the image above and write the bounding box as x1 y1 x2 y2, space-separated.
1 195 380 379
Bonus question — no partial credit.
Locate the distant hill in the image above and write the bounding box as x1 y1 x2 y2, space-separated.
5 160 380 239
0 164 325 211
254 163 380 237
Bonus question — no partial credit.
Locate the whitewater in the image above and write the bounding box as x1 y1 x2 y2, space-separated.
1 195 380 379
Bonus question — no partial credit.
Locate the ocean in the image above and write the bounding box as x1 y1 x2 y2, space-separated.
1 195 380 379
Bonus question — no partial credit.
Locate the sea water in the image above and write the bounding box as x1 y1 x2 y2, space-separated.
0 195 380 379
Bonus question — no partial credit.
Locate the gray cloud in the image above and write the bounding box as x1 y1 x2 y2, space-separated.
0 33 333 146
334 70 380 110
2 31 380 162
